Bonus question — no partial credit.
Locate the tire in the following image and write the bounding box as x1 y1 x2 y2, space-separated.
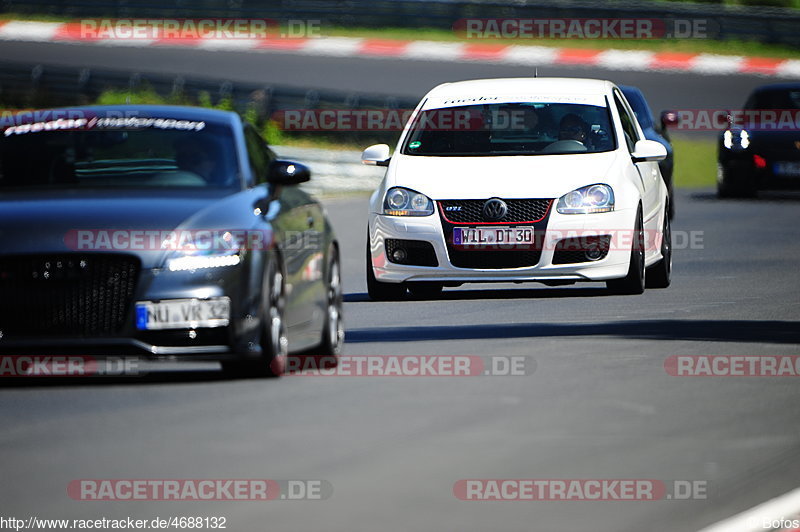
222 253 287 378
646 205 672 289
607 206 645 295
366 231 406 301
667 181 675 220
317 245 344 359
407 282 443 299
717 163 756 198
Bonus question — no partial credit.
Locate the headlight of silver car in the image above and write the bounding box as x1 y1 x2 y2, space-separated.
165 232 243 272
556 184 615 214
167 250 241 272
383 187 434 217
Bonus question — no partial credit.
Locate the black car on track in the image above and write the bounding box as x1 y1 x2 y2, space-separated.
0 105 343 377
717 82 800 197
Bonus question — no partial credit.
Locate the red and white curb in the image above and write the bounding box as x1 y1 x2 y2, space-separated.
697 487 800 532
1 20 799 78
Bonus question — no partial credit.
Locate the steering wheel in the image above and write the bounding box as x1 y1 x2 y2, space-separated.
541 139 588 153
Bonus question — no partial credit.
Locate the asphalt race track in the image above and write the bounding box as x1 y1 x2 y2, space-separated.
1 187 799 531
2 38 800 532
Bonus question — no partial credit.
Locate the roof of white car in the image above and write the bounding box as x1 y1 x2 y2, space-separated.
427 78 613 97
420 78 615 109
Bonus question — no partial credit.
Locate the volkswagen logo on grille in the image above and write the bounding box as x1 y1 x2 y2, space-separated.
482 198 508 221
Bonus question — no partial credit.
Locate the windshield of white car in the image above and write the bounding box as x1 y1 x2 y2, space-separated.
0 121 241 190
401 102 616 156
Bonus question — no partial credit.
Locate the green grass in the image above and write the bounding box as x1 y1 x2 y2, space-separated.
672 136 718 188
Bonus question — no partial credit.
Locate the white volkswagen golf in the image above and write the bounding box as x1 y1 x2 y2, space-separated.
363 78 671 299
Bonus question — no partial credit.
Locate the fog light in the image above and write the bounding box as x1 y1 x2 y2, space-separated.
392 248 407 263
585 245 603 261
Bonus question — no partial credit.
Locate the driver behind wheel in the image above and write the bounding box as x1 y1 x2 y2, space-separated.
558 113 590 145
174 136 232 186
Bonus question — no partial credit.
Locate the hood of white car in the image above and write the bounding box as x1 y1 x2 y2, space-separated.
387 151 621 200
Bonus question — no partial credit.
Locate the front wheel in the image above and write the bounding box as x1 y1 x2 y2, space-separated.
646 206 672 289
317 245 344 358
607 207 645 295
223 253 287 378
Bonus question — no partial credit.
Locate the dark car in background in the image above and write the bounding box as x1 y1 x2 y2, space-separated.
0 105 343 377
717 82 800 198
619 85 676 219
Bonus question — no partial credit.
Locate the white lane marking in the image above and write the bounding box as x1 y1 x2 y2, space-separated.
197 37 260 51
502 45 559 66
596 49 654 71
691 54 746 75
403 40 465 61
776 59 800 79
0 21 62 41
95 38 156 47
299 37 364 56
697 486 800 532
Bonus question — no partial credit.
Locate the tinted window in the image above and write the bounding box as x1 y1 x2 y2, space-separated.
745 88 800 110
401 102 616 156
0 119 240 190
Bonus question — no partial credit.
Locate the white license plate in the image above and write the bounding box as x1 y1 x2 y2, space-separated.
135 297 230 330
453 226 534 248
774 161 800 176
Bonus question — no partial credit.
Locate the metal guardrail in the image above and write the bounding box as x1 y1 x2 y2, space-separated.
0 61 417 144
2 0 799 46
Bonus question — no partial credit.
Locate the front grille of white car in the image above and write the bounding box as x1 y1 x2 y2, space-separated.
438 199 552 224
438 198 553 270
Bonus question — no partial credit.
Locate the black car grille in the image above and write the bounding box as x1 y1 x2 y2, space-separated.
438 198 552 270
0 254 140 337
438 199 552 224
385 239 438 267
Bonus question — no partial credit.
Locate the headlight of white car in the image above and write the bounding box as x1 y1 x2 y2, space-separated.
384 187 434 217
556 184 615 214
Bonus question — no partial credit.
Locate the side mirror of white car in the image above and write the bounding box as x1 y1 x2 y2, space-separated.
631 139 667 163
361 144 392 167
